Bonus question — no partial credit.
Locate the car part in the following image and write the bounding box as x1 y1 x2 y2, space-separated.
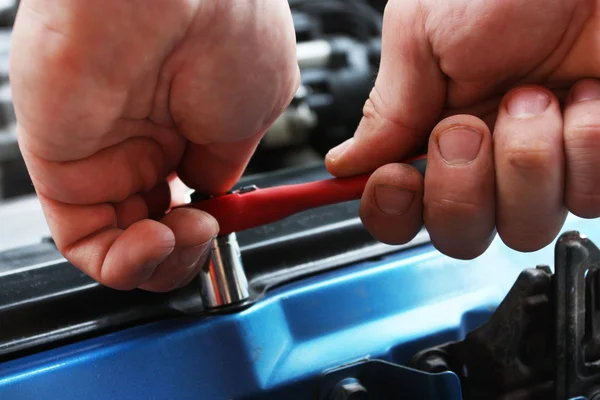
186 155 425 236
200 233 251 311
246 0 385 173
409 231 600 400
191 155 425 310
2 158 600 399
0 164 432 361
320 360 462 400
2 219 599 399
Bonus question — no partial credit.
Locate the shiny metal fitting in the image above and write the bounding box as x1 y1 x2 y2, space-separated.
199 233 250 310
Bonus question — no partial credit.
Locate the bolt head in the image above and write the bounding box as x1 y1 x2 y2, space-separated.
416 352 449 373
331 378 368 400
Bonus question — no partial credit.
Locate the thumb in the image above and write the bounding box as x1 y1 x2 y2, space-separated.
325 1 445 177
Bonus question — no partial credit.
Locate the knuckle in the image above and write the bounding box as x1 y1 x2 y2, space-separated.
504 147 555 172
363 89 386 120
568 103 600 126
362 90 390 126
564 122 600 218
362 87 426 133
425 196 481 221
566 121 600 151
129 139 167 194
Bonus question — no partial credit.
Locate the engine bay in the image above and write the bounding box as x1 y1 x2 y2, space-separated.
2 1 600 399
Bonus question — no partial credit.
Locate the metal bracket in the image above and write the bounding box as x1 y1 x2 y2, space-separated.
318 359 463 400
408 231 600 400
555 231 600 399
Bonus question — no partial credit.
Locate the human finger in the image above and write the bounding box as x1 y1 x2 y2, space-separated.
423 115 496 259
359 163 424 245
114 180 171 228
494 85 567 251
325 0 445 177
39 194 177 290
138 207 217 292
19 122 184 206
563 79 600 218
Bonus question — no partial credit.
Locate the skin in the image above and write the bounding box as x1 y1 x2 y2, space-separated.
9 0 600 291
10 0 299 291
327 0 600 259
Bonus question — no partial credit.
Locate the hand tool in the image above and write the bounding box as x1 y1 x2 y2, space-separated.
188 153 427 311
186 154 427 236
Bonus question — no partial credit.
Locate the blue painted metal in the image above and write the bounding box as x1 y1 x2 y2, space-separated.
318 359 463 399
1 215 599 399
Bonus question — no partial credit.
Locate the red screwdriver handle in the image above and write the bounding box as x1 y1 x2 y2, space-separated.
186 154 427 235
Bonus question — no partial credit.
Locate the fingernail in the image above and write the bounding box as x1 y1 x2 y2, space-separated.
571 80 600 103
438 126 482 164
507 89 550 117
375 185 415 215
326 138 354 162
179 238 213 268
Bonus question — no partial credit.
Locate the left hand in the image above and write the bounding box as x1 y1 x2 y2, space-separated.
9 0 299 292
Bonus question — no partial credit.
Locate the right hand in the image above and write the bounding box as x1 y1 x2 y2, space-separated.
326 0 600 259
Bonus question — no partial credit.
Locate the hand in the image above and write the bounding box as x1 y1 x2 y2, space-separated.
9 0 299 291
326 0 600 258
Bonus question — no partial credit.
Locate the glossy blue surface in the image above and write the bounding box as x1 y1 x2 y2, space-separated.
1 215 599 400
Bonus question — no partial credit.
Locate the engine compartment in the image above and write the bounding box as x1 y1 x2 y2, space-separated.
2 1 600 399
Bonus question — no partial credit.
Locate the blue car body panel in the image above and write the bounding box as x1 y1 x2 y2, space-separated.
1 215 598 399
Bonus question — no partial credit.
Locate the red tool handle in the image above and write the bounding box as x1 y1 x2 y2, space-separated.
186 154 427 235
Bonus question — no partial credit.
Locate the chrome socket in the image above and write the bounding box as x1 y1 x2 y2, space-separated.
198 233 250 310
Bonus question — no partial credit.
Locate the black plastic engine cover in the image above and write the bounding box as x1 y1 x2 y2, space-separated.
0 163 429 362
